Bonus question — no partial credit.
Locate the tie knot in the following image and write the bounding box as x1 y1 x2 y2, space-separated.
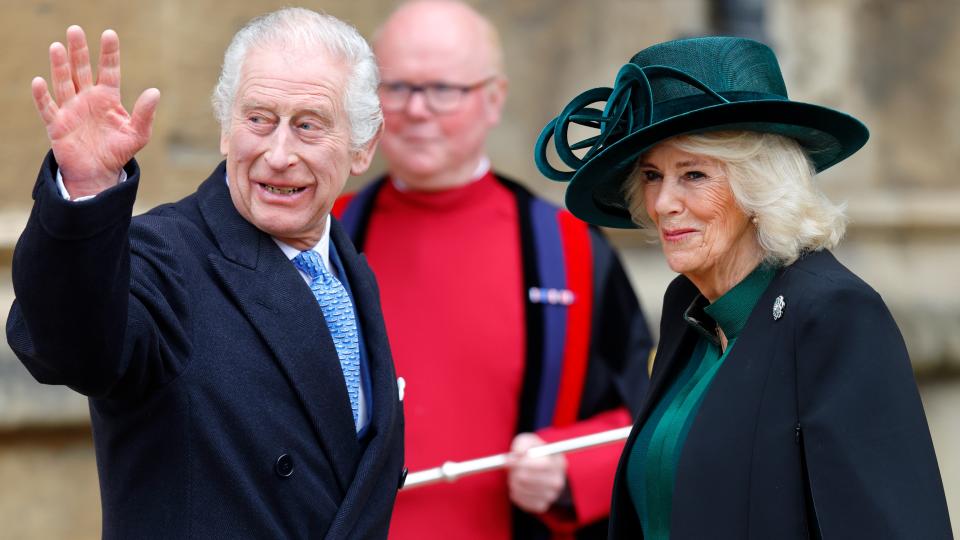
292 250 329 281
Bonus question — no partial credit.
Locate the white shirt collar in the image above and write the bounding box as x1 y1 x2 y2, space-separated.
272 217 332 274
391 156 490 192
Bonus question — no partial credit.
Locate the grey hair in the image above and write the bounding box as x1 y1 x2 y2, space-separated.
623 131 848 266
211 7 381 150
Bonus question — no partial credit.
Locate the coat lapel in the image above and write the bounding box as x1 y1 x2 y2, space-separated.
634 276 700 429
609 275 699 535
196 168 360 493
325 218 401 538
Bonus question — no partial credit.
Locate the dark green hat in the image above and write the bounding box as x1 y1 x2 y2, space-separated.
534 36 869 229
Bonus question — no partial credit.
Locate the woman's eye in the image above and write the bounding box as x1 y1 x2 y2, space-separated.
685 170 707 180
642 170 662 182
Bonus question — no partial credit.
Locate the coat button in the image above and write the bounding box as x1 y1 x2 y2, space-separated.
275 454 294 478
398 466 408 489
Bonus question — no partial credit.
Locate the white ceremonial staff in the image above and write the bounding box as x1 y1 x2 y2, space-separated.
402 426 633 490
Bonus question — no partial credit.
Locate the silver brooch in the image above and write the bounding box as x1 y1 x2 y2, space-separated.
772 295 786 320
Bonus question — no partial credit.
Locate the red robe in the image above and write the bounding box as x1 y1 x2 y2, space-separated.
335 172 652 539
365 175 525 538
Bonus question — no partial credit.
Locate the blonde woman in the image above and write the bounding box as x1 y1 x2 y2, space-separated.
535 36 951 539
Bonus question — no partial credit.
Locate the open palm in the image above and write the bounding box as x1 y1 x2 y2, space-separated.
33 26 159 198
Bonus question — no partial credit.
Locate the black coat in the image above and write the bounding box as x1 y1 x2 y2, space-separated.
608 250 951 539
6 155 405 539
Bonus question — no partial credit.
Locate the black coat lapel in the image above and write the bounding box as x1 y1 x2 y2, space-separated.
636 276 700 427
196 169 360 493
609 275 699 536
324 218 401 537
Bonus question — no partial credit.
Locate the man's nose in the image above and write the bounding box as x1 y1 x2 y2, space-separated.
264 126 298 170
404 89 433 118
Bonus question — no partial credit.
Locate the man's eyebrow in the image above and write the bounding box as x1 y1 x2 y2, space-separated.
298 108 334 119
238 100 274 112
238 102 334 120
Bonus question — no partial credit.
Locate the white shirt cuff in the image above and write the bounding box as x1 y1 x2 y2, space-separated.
56 168 128 201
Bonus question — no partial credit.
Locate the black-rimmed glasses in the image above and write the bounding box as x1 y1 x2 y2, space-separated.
379 76 496 113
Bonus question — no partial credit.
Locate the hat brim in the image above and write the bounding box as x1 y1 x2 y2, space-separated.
564 99 869 229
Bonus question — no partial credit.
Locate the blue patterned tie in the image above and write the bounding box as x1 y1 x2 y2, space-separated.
292 249 361 427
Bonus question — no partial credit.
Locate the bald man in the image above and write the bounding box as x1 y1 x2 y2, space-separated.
334 2 652 538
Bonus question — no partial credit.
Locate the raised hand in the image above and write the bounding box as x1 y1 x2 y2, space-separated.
32 26 160 198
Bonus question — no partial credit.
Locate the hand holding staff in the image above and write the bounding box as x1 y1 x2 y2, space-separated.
508 433 567 513
403 426 632 490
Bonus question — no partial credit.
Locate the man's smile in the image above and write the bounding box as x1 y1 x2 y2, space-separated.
259 182 306 195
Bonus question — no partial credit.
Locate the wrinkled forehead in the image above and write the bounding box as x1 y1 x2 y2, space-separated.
639 137 725 169
236 44 349 95
225 48 350 127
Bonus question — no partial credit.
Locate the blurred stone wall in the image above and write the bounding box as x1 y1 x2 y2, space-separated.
1 0 958 538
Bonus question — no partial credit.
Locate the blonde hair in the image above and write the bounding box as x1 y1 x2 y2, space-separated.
624 131 848 265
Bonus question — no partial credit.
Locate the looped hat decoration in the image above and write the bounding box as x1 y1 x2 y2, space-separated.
534 36 869 228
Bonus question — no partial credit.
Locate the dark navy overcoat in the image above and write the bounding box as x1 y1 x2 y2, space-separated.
6 154 405 539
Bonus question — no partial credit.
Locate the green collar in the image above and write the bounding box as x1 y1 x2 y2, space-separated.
684 264 777 344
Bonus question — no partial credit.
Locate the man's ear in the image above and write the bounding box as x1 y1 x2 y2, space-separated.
484 76 508 126
220 129 230 156
350 122 384 176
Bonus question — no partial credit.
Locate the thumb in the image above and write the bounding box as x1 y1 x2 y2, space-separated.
130 87 161 140
511 432 544 454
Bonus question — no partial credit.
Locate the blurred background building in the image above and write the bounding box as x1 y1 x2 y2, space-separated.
1 0 957 537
